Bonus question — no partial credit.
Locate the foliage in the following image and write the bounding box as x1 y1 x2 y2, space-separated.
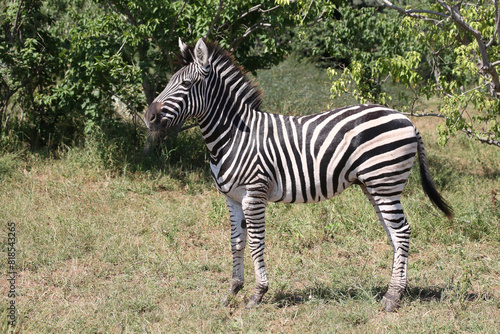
1 0 65 146
2 0 499 151
0 0 310 149
0 0 142 147
324 1 500 147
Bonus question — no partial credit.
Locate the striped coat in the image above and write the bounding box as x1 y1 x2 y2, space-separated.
145 39 452 312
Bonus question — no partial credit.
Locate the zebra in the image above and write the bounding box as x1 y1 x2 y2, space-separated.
145 39 453 312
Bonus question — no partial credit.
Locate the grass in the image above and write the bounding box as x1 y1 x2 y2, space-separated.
254 56 357 115
0 57 499 333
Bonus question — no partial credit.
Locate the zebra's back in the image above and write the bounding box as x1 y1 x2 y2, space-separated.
259 104 418 203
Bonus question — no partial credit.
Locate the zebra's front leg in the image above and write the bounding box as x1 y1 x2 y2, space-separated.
221 197 247 305
242 195 269 309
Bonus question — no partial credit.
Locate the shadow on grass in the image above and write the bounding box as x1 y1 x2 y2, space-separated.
406 286 494 303
270 284 387 308
405 286 443 302
92 122 214 185
138 132 215 190
271 283 496 308
270 283 496 308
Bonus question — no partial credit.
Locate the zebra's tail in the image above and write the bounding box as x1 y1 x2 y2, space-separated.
416 130 454 219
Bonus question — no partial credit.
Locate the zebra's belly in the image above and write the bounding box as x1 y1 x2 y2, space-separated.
267 172 354 204
210 162 267 203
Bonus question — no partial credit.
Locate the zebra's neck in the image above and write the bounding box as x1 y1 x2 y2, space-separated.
196 53 263 162
198 101 259 164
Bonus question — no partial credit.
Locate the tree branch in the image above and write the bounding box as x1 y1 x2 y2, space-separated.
402 112 445 118
462 129 500 147
486 0 500 47
436 0 500 95
167 0 189 48
238 4 280 19
13 0 23 40
151 0 189 74
306 8 327 27
376 0 449 24
217 3 280 36
302 0 315 22
217 4 262 32
402 111 500 147
378 0 500 96
497 0 500 46
205 0 224 38
106 0 137 26
230 20 272 51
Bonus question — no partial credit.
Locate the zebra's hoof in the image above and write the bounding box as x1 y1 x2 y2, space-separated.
245 295 262 309
245 299 259 309
221 294 238 307
222 279 244 306
382 292 401 312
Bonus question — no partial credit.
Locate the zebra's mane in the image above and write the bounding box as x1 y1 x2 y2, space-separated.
178 41 263 111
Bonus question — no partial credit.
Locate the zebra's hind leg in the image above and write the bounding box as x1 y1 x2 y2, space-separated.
361 185 411 312
221 197 247 306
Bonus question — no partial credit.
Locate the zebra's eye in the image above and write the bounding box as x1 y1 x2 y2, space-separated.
181 80 193 88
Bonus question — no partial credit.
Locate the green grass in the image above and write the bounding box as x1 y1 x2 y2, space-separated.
1 58 499 333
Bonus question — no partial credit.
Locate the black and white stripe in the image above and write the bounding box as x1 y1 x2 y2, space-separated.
145 39 453 312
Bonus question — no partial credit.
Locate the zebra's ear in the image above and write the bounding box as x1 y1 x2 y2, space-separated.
178 38 188 54
194 38 209 68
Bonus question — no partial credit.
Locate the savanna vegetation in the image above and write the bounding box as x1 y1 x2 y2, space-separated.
1 0 499 332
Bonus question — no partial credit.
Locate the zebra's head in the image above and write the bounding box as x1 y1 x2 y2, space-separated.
145 38 211 133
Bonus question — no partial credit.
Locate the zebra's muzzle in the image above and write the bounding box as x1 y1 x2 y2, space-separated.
145 101 171 132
